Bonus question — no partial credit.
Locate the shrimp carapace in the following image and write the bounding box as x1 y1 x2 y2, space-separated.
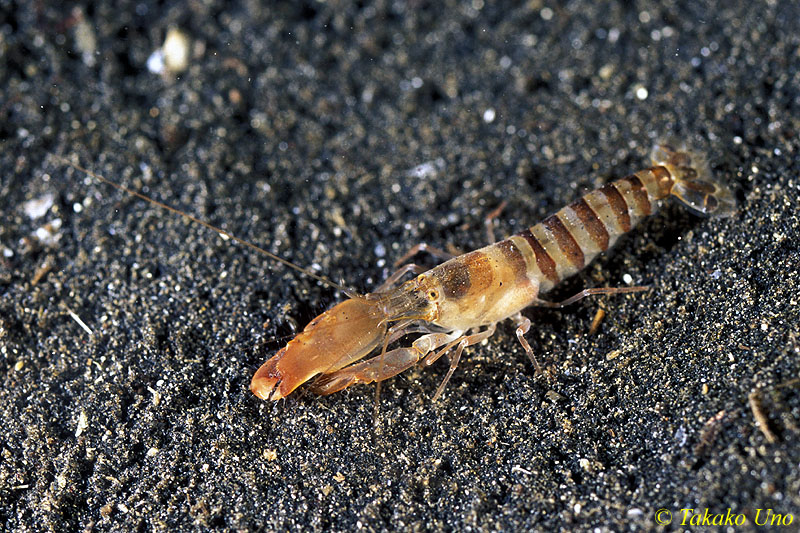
253 143 736 400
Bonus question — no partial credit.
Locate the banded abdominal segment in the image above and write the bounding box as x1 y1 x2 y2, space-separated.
514 166 676 293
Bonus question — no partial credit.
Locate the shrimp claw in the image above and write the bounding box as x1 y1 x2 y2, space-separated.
309 330 465 395
250 297 387 400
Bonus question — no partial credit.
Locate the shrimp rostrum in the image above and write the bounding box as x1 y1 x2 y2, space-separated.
251 143 736 401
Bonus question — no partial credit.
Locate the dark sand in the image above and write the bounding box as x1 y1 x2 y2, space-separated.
2 1 798 531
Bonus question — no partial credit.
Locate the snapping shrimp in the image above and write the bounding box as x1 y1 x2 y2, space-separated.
250 143 736 401
58 143 735 403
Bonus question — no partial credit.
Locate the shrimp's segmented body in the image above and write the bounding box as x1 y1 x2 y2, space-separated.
251 144 736 401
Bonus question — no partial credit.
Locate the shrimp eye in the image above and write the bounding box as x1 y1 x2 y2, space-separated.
428 289 439 300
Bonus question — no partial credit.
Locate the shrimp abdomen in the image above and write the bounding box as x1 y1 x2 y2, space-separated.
512 144 735 293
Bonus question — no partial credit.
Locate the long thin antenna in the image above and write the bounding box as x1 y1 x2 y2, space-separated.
55 154 357 296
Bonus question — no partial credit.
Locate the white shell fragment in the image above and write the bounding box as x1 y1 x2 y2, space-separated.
23 192 54 219
147 27 191 75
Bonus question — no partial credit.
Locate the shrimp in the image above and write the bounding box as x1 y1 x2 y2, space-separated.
250 143 736 401
57 143 736 403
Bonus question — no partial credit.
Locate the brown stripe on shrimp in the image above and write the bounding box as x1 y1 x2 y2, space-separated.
517 227 559 286
612 177 649 227
620 174 653 216
567 198 610 252
494 239 531 284
549 205 603 268
582 188 629 248
435 255 471 299
437 250 494 299
635 165 674 201
504 234 546 289
542 214 585 270
598 183 632 232
532 221 582 280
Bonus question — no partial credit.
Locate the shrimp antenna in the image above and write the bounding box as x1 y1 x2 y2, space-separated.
55 154 359 296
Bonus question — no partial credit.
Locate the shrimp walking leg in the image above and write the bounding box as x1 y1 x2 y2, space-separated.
310 330 466 395
513 314 541 373
422 324 497 368
429 324 498 401
376 263 427 291
393 243 455 267
532 286 650 309
484 200 508 244
512 287 648 372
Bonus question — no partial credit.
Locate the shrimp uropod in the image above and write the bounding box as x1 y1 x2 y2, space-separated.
251 143 736 401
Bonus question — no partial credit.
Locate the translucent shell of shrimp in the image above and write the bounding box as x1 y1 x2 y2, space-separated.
250 143 736 401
